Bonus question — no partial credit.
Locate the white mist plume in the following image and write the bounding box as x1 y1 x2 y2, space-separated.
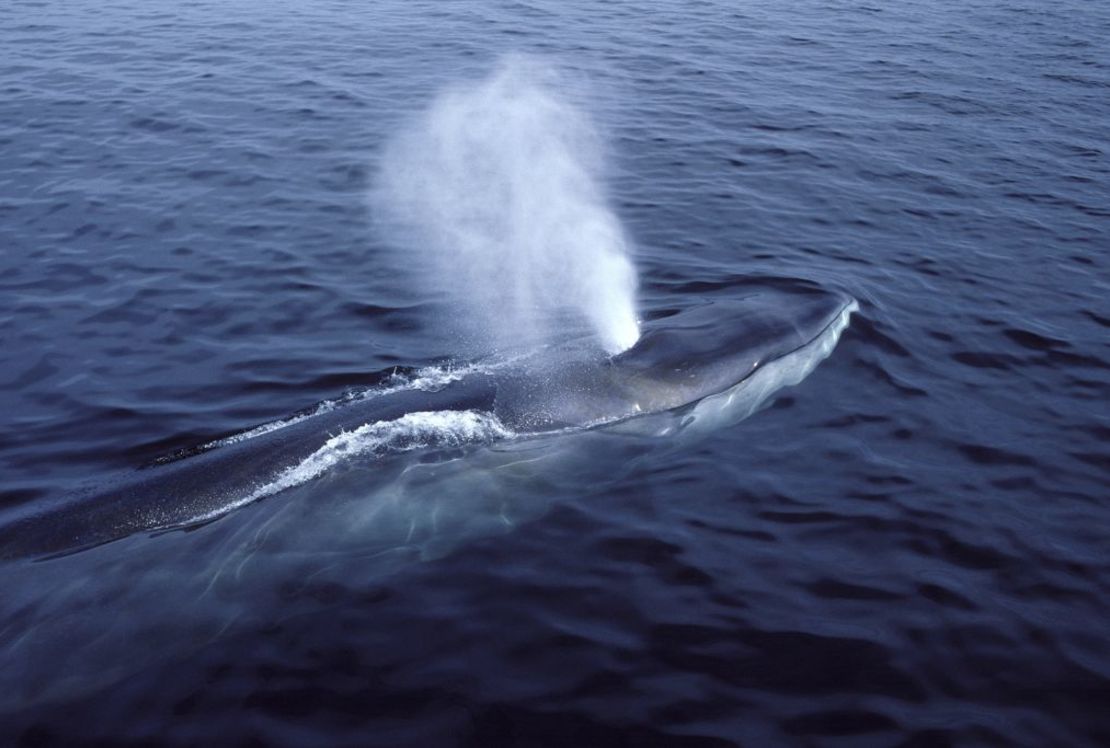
374 55 639 355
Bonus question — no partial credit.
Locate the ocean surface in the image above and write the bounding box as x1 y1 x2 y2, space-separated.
1 0 1108 745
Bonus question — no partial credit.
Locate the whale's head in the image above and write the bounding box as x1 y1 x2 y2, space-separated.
495 278 856 430
609 278 856 413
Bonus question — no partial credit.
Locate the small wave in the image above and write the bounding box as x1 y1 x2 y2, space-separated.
192 409 513 524
388 361 494 393
201 361 496 452
206 411 321 448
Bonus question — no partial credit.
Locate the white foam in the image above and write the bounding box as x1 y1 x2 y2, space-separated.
194 409 513 524
208 412 319 448
203 360 495 450
391 361 491 392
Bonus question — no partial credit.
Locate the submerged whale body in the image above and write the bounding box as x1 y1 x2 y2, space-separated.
0 278 856 560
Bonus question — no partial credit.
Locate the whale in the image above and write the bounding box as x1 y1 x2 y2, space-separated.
0 278 856 561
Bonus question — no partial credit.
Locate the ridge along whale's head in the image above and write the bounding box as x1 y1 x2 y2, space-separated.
492 278 856 431
607 278 856 413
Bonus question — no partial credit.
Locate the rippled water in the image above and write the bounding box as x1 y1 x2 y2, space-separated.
2 0 1108 745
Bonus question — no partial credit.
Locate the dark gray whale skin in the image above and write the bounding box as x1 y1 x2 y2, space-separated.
0 280 854 560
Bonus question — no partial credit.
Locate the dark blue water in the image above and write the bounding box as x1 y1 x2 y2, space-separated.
2 0 1108 745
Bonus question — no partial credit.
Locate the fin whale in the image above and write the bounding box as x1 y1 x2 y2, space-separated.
0 279 856 560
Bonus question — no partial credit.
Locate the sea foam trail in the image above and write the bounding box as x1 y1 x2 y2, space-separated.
197 362 490 451
374 55 640 355
194 410 513 524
